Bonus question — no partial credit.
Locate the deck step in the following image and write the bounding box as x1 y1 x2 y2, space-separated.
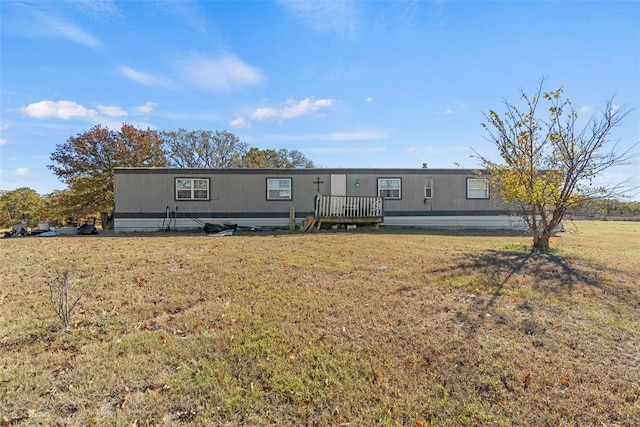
302 215 316 232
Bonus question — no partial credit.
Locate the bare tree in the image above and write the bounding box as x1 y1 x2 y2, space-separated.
476 79 637 253
241 147 314 168
48 271 82 331
162 129 249 168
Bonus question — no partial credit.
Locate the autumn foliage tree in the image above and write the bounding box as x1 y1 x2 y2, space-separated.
476 80 637 253
48 124 167 228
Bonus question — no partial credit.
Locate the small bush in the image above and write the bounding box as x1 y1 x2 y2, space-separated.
47 270 82 330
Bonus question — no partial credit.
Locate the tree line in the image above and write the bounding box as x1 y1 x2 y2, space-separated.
3 186 638 230
1 126 314 229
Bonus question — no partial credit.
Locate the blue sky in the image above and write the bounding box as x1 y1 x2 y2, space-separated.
1 0 639 197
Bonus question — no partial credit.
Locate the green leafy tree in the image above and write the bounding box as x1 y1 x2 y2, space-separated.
43 189 87 226
476 80 637 253
48 124 167 228
161 129 248 168
0 187 45 227
242 148 314 168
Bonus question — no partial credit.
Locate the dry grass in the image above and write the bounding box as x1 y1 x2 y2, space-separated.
1 221 639 426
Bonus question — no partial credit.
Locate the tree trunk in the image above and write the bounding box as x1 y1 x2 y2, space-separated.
100 212 114 230
533 232 551 253
530 204 538 249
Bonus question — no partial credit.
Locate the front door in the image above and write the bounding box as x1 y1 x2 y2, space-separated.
329 174 347 215
330 174 347 196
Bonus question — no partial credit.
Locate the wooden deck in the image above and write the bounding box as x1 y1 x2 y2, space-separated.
305 195 384 231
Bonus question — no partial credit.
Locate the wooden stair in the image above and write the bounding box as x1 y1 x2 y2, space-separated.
302 215 317 232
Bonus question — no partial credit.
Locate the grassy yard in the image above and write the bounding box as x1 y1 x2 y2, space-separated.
1 221 639 426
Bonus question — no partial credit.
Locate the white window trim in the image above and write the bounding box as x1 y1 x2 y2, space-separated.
377 178 401 199
424 177 433 199
175 178 210 201
467 178 490 199
266 178 292 200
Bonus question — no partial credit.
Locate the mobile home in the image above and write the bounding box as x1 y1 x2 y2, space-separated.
113 167 523 232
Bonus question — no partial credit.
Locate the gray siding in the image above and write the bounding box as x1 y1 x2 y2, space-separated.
114 168 512 232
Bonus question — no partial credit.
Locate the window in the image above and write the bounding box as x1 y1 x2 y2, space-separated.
424 177 433 199
378 178 401 199
467 178 490 199
267 178 292 200
176 178 209 200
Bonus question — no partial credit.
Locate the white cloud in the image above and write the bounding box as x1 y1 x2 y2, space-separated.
2 3 99 48
278 0 360 39
23 100 97 120
76 0 122 18
229 117 251 129
177 54 264 93
251 98 333 122
610 104 621 113
46 15 100 48
132 102 156 115
442 109 453 115
366 96 373 103
579 106 591 113
16 168 30 176
97 104 128 118
119 66 173 87
0 138 6 146
157 1 212 39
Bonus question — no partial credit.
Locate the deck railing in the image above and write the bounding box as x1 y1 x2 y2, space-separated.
314 195 384 219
